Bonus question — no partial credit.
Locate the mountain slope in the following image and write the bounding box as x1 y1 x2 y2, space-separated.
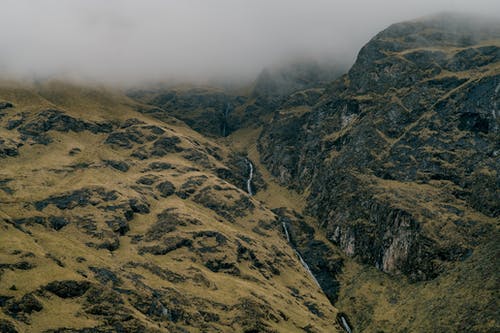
1 13 499 333
257 13 499 332
0 81 340 333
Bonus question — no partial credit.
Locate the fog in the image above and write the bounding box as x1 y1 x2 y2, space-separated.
0 0 499 85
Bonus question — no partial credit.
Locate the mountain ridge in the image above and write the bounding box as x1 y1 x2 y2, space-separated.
1 13 499 333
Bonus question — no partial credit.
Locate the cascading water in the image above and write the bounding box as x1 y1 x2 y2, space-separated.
282 221 353 332
246 159 253 196
282 222 320 288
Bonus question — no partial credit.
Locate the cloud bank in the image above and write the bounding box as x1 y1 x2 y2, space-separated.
1 0 499 85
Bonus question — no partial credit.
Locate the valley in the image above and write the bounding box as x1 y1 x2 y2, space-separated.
0 13 499 333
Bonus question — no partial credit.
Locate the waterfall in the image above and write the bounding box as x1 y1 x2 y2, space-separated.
282 221 291 243
246 159 253 196
340 315 352 333
295 250 321 288
282 221 321 288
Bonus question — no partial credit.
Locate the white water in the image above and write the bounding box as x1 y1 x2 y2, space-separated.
295 249 321 288
282 222 354 331
280 196 352 331
246 159 253 196
282 221 321 288
340 316 352 333
282 221 291 243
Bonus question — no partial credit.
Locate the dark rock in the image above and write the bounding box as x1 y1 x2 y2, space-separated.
44 280 92 298
304 301 324 318
145 209 200 241
0 102 14 110
142 125 165 135
48 216 70 230
129 198 150 214
156 181 176 197
150 136 182 156
204 258 239 275
46 253 65 267
139 237 192 255
130 147 149 160
97 237 120 252
104 160 129 172
0 138 21 158
182 149 211 168
136 175 157 185
0 261 36 271
105 131 139 149
148 162 173 171
89 267 122 286
6 118 23 130
0 319 18 333
192 186 253 223
176 176 207 199
121 118 145 128
16 110 112 145
106 217 129 235
145 210 178 239
35 187 118 211
258 17 500 283
12 216 46 228
0 295 14 307
128 88 251 137
7 293 43 316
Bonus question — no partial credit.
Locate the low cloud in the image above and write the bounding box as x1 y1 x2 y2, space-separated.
0 0 499 85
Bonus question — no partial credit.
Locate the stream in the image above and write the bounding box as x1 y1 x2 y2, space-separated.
247 159 352 332
282 222 320 288
282 221 353 333
246 159 253 196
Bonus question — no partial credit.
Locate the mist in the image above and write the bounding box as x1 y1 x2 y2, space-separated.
1 0 499 86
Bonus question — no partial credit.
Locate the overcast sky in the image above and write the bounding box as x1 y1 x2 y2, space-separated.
0 0 499 85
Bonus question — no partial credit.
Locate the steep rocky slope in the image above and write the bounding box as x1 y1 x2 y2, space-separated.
258 14 499 331
0 81 341 332
1 13 499 333
128 60 342 139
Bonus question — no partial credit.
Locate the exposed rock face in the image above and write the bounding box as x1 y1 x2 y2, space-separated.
273 208 344 303
43 280 92 298
0 102 14 110
128 88 248 137
128 60 342 138
15 109 112 145
1 13 499 333
259 14 500 280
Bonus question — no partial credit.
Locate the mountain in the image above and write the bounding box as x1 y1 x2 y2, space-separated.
127 60 342 139
258 13 500 331
0 13 499 333
0 81 340 332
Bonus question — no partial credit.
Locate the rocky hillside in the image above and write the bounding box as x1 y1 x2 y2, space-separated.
128 60 342 139
259 13 499 331
0 81 343 332
1 13 499 333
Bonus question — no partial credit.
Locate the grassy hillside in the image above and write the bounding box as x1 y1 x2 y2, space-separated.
0 81 341 333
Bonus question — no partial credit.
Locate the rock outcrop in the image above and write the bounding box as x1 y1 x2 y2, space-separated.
259 14 500 280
